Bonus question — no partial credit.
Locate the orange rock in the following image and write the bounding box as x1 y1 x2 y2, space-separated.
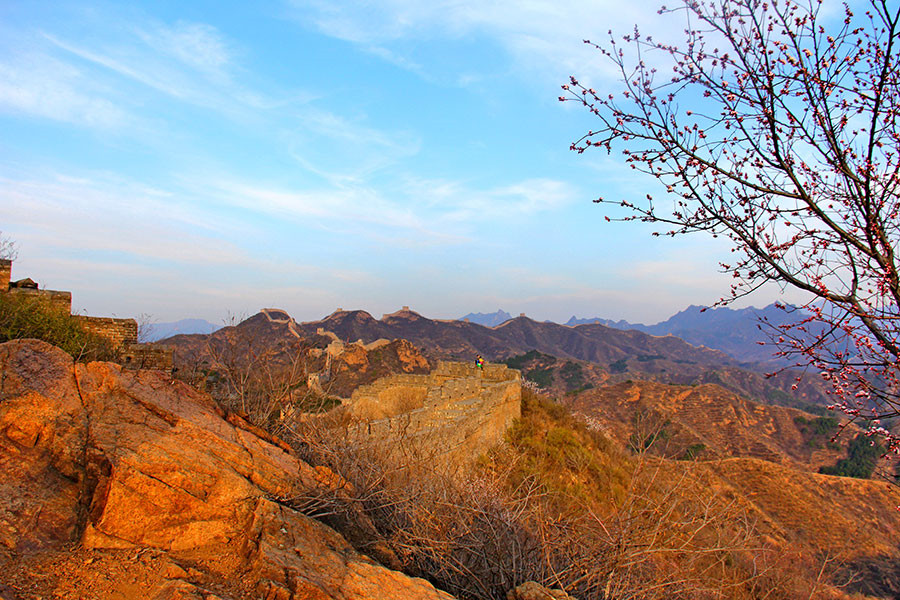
0 340 456 600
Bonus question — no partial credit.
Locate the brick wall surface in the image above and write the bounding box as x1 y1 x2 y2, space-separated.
0 259 10 290
5 288 73 313
119 343 175 372
347 361 522 466
75 316 138 348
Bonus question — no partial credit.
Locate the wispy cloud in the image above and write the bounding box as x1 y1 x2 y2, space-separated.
137 22 232 79
204 170 575 240
285 108 421 184
3 10 421 184
286 0 670 86
0 52 133 128
403 176 574 222
42 26 241 110
2 171 251 266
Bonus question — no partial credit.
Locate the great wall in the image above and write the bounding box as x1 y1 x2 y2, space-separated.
1 259 523 461
0 258 173 371
343 361 522 466
257 306 522 462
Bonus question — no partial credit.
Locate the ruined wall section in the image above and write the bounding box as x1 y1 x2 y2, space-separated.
75 316 138 347
0 259 11 291
1 258 172 372
4 288 73 313
347 361 522 465
1 259 73 313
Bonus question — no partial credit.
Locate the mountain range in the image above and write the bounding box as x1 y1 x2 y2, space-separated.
466 304 804 365
157 305 832 411
283 307 825 410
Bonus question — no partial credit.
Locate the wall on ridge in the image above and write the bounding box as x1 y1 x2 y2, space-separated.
1 258 172 372
3 287 73 314
75 316 139 348
346 361 522 466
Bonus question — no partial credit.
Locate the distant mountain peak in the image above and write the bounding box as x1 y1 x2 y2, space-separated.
459 309 514 327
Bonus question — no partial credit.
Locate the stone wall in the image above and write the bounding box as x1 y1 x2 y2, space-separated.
4 287 73 313
118 344 176 371
0 258 173 372
75 316 139 347
0 259 10 290
346 361 522 466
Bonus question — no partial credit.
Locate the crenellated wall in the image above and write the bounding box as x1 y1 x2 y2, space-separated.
346 361 522 466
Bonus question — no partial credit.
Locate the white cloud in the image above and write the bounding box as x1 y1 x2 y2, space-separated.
1 170 251 266
285 108 422 184
43 29 234 107
199 171 573 242
138 22 232 78
0 53 132 128
402 175 574 222
288 0 670 86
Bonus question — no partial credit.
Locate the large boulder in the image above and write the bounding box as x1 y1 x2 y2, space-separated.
0 339 454 600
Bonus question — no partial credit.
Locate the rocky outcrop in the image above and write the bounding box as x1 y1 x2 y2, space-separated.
507 582 575 600
0 339 454 600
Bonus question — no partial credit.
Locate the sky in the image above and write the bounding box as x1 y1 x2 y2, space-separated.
0 0 818 325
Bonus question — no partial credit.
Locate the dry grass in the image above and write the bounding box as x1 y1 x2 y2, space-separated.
275 389 849 600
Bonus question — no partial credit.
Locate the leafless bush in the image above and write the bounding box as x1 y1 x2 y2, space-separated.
0 231 18 261
176 314 336 437
136 312 156 343
174 327 846 599
281 416 552 599
277 396 831 600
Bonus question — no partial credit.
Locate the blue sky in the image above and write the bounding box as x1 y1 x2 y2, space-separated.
1 0 810 325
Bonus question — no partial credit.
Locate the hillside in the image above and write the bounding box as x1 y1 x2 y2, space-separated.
489 390 900 599
564 380 849 469
300 308 738 366
558 380 900 597
161 310 432 402
4 337 899 598
0 340 456 600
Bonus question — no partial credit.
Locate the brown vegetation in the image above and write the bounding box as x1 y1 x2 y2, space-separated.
282 388 880 599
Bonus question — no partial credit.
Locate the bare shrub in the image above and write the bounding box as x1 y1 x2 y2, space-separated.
278 389 833 600
0 231 17 261
176 314 337 437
